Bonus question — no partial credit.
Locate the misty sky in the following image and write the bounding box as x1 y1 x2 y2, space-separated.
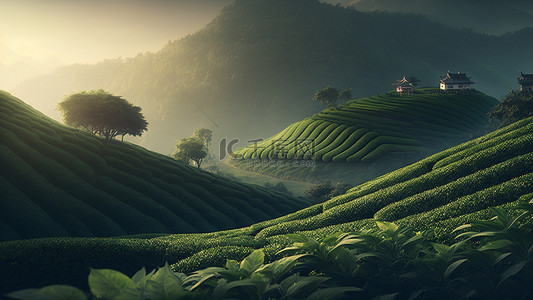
0 0 232 65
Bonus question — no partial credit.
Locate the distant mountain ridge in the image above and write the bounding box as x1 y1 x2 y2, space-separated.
12 0 533 154
348 0 533 35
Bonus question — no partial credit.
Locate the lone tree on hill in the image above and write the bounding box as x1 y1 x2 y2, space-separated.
173 137 208 169
172 127 212 169
489 90 533 127
313 86 352 108
193 128 213 151
57 90 148 141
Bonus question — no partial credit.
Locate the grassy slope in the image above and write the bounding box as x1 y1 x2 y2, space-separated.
0 90 309 242
2 113 532 293
229 88 498 183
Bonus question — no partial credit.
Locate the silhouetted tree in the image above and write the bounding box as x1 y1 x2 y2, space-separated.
172 137 208 169
57 90 148 141
407 76 420 88
489 90 533 127
313 86 352 108
339 88 352 100
193 128 213 151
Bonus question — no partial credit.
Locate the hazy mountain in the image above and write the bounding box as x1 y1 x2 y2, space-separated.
0 42 63 91
12 0 533 154
348 0 533 35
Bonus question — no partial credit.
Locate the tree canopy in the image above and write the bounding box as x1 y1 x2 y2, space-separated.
172 137 208 169
489 90 533 127
172 127 212 169
407 76 420 88
57 90 148 141
313 86 352 107
193 128 213 151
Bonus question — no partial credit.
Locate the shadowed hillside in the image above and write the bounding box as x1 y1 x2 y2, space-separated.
2 114 532 293
12 0 533 154
349 0 533 35
0 90 309 241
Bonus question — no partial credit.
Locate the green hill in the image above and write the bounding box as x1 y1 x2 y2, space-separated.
229 88 498 183
2 113 532 293
0 90 309 241
12 0 533 154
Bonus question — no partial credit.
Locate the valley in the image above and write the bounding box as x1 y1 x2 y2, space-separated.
2 0 533 298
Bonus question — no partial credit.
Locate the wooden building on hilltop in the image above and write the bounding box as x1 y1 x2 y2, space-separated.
439 71 474 91
518 72 533 91
394 76 413 94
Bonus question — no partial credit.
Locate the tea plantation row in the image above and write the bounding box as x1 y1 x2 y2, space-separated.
2 113 531 293
232 89 497 164
0 90 309 242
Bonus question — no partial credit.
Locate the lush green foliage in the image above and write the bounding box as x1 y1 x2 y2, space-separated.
0 91 309 241
489 90 533 127
193 128 213 151
231 89 497 183
172 128 213 169
234 89 496 164
57 90 148 141
2 113 532 294
312 86 352 108
173 137 208 169
10 203 533 299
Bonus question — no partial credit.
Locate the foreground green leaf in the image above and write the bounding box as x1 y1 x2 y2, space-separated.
88 268 141 300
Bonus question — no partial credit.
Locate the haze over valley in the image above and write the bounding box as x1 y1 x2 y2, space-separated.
7 0 533 156
2 1 533 298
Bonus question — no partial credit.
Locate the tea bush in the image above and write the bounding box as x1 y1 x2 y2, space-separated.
10 202 533 300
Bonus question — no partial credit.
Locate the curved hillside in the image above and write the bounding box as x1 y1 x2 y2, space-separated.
2 114 532 293
234 89 497 162
0 90 309 242
230 89 498 182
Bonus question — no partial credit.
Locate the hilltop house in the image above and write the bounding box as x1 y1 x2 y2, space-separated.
394 77 413 94
439 71 474 91
518 72 533 91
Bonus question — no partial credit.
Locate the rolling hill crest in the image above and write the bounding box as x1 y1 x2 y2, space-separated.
230 88 499 183
0 90 309 241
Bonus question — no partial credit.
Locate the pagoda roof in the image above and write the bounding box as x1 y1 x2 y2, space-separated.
394 76 413 88
518 72 533 85
439 71 474 84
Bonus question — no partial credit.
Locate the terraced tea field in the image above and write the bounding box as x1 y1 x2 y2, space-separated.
235 89 496 163
2 113 532 293
0 90 309 241
230 89 498 182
